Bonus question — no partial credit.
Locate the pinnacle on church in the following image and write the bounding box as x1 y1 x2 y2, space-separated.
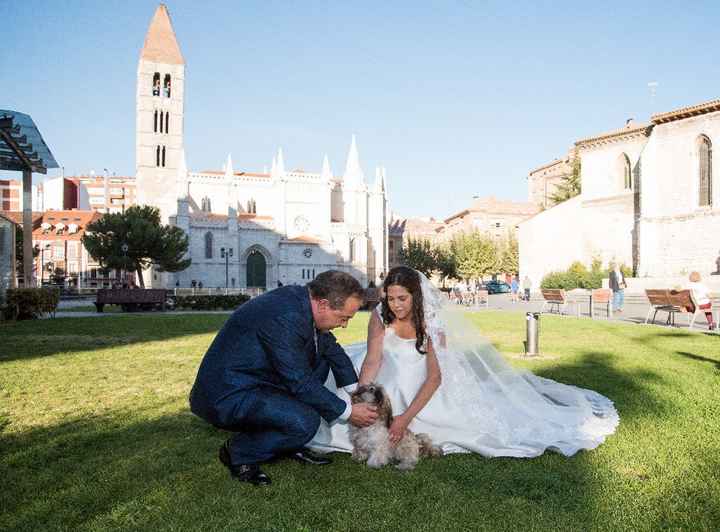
343 134 365 186
373 166 385 193
275 148 286 175
224 153 234 179
140 4 185 65
321 154 333 180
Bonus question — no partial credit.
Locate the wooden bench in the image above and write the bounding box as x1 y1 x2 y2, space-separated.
590 288 613 319
541 289 567 314
644 289 699 327
95 289 168 313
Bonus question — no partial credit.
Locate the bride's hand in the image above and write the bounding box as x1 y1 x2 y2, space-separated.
388 414 410 446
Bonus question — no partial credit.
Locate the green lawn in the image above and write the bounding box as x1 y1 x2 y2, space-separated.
2 311 719 531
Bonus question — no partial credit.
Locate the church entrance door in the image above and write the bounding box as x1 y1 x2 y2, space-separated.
247 250 267 288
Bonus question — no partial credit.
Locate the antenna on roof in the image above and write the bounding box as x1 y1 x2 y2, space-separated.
648 81 659 112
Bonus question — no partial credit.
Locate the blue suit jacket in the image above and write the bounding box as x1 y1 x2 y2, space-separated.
189 285 358 426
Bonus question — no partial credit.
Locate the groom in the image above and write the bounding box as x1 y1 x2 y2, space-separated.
189 270 378 486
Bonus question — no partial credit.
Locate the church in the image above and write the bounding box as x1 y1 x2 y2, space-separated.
520 98 720 290
135 5 389 290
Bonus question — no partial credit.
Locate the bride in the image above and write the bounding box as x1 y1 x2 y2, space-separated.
311 266 619 457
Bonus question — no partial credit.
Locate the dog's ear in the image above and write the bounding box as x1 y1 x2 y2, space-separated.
377 387 394 428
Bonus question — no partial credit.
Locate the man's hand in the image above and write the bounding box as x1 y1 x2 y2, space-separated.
349 403 378 427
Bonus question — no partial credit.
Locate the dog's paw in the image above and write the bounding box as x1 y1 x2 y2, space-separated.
366 455 389 469
395 460 417 471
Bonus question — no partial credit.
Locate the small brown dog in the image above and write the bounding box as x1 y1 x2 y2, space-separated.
348 383 443 470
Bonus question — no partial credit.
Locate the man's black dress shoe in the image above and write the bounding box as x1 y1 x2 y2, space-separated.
218 441 271 486
288 449 332 465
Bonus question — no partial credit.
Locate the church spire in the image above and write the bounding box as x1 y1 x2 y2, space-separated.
272 147 286 178
343 134 365 187
140 4 185 65
321 154 332 181
224 153 234 180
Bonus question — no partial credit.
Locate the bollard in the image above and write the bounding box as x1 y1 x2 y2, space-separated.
525 312 540 356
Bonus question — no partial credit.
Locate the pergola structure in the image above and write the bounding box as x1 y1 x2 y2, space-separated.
0 110 59 286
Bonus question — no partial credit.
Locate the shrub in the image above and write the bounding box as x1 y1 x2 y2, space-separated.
173 294 250 311
5 288 61 320
541 262 632 290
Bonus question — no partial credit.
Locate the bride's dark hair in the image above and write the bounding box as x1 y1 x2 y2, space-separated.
381 266 427 354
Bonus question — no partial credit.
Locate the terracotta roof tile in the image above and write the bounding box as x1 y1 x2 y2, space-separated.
140 5 185 65
651 98 720 124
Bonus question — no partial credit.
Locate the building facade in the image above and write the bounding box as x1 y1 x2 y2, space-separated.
136 5 389 289
438 196 538 242
519 99 720 288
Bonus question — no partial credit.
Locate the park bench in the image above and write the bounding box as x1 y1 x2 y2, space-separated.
541 289 567 314
95 289 168 313
643 289 703 328
590 288 613 319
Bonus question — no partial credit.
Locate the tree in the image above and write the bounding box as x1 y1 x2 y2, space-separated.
498 233 519 275
433 242 458 286
398 237 436 278
550 156 581 205
451 231 498 281
82 205 191 288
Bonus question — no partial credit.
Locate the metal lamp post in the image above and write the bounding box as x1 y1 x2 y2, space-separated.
121 243 129 286
221 247 233 289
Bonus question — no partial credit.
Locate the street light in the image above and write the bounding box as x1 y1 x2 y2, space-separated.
36 243 51 286
221 247 233 289
121 243 129 287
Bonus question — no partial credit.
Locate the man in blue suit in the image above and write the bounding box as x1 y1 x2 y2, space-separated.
190 270 378 485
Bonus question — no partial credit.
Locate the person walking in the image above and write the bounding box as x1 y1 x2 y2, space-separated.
510 276 519 302
522 275 532 302
609 263 626 313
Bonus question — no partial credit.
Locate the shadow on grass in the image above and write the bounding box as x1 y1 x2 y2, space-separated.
675 351 720 370
0 314 230 363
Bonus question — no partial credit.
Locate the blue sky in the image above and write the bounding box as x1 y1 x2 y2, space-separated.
2 1 719 218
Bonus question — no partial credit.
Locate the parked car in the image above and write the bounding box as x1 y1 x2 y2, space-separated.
485 280 511 294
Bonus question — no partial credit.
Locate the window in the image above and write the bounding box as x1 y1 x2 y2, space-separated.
161 146 166 167
699 135 712 207
165 111 169 133
201 197 212 212
159 111 164 133
247 198 257 213
152 72 160 96
156 145 161 167
616 153 632 190
154 110 158 133
204 232 213 259
164 74 171 97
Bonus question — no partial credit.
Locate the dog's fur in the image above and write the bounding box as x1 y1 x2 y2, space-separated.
348 383 443 470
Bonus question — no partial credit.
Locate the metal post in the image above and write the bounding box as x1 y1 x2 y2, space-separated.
22 169 33 287
525 312 540 356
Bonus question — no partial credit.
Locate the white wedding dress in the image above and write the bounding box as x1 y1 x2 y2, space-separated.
311 278 619 458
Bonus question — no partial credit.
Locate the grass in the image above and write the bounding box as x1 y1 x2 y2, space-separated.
1 310 719 531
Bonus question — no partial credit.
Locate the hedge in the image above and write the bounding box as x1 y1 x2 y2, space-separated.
4 287 61 320
541 261 632 290
173 294 251 311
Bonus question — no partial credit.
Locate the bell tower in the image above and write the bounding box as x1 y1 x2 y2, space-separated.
135 4 185 223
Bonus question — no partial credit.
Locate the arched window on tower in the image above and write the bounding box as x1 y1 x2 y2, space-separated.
165 111 169 134
204 232 213 259
247 198 257 214
201 196 212 212
153 110 158 133
164 74 171 97
152 72 160 96
161 146 166 167
622 153 632 190
699 135 713 207
159 111 164 134
156 146 161 167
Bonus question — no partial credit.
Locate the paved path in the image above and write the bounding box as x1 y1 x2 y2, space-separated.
52 294 717 334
